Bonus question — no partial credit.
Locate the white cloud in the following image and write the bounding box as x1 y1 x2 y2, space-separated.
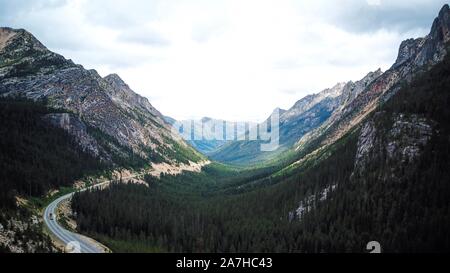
0 0 445 121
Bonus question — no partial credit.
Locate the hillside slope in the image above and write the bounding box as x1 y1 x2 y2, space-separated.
0 27 205 252
0 27 204 167
70 26 450 253
0 98 102 252
211 4 450 167
292 4 450 164
68 4 450 253
210 70 382 165
70 49 450 252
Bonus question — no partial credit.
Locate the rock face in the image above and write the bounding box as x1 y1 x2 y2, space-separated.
42 113 110 161
338 69 383 107
353 113 434 178
288 184 337 222
103 73 164 120
0 27 203 166
354 120 377 173
0 28 17 51
392 38 426 69
392 5 450 70
0 28 72 79
0 212 54 253
281 82 346 124
278 82 350 147
386 114 433 163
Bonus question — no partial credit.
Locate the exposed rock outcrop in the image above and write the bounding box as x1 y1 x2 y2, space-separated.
288 184 337 222
42 113 111 161
354 114 434 176
386 114 433 163
354 120 377 173
0 213 54 253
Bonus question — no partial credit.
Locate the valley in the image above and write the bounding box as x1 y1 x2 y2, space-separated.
1 3 450 254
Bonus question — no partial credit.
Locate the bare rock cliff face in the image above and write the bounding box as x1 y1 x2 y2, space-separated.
42 113 111 161
354 113 434 176
386 114 433 163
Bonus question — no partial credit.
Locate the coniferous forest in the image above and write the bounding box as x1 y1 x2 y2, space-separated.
70 53 450 253
2 4 450 254
0 98 105 209
0 98 106 253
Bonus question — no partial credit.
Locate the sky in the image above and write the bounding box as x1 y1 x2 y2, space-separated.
0 0 448 122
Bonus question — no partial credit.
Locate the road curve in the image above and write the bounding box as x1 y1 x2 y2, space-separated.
43 181 110 253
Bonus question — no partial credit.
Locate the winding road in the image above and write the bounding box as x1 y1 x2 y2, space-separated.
43 181 111 253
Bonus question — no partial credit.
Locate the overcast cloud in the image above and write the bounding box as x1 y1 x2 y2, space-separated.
0 0 447 121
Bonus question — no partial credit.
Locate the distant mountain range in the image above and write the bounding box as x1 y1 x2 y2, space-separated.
164 116 258 155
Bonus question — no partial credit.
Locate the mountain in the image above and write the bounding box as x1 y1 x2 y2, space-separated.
0 27 204 167
165 116 258 155
210 70 383 165
211 5 450 167
0 26 207 252
290 4 450 167
2 4 450 254
279 13 450 251
69 5 450 253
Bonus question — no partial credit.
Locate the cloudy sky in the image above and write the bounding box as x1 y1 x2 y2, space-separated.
0 0 447 121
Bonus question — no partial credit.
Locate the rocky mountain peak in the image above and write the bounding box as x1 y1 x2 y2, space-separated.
393 4 450 69
102 72 164 122
431 4 450 42
335 68 383 110
290 82 346 111
439 3 450 20
104 73 127 87
0 27 74 79
0 27 47 53
360 69 383 84
323 82 347 97
393 38 425 68
373 68 383 76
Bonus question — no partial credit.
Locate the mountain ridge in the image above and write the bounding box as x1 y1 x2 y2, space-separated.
279 4 450 176
209 5 450 167
210 69 383 165
0 26 204 167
